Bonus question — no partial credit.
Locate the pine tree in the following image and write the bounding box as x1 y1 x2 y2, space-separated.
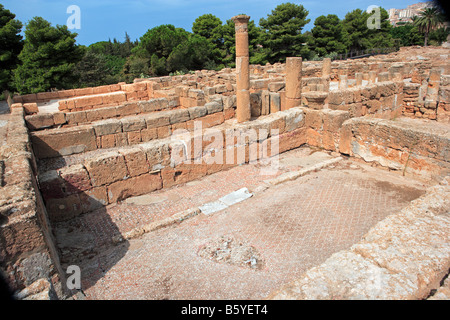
0 4 23 93
13 17 85 94
309 14 349 57
259 2 310 63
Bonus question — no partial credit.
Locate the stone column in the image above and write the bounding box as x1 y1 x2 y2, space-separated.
322 58 331 77
339 75 348 90
355 72 363 87
285 57 303 109
322 58 331 92
232 15 251 122
369 71 377 84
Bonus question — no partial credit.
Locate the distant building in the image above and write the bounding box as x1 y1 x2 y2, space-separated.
388 2 434 26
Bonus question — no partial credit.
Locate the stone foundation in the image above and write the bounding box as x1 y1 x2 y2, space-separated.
1 45 449 299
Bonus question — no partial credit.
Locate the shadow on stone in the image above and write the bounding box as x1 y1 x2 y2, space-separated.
40 174 130 297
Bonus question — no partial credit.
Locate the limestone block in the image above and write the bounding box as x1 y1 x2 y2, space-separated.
144 112 170 129
59 164 92 195
139 140 171 169
66 111 87 125
107 173 162 203
169 109 190 124
188 106 208 120
31 126 97 158
25 114 54 131
93 119 122 136
119 147 149 177
23 103 38 115
269 92 281 113
282 107 305 132
205 101 223 115
85 151 128 186
116 103 140 117
268 82 285 92
120 116 146 132
139 98 169 113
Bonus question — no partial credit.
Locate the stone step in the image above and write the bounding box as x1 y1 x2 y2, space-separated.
30 100 231 159
36 107 308 222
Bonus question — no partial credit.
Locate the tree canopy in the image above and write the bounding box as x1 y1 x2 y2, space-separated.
129 24 216 77
259 3 310 63
13 17 85 94
342 7 393 52
414 7 446 46
309 14 349 56
0 4 23 93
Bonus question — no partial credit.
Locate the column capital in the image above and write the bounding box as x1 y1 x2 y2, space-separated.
231 15 250 25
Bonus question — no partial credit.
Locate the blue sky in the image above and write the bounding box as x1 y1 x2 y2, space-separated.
2 0 422 46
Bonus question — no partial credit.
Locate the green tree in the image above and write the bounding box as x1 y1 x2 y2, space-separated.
0 4 23 93
135 24 190 59
73 50 110 87
389 24 424 46
192 14 225 67
86 33 137 83
122 55 150 82
429 27 449 45
13 17 85 94
131 24 217 76
192 14 223 48
342 7 393 52
309 14 349 56
168 34 215 72
414 7 445 46
259 2 310 63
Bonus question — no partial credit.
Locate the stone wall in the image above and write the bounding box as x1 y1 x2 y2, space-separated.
37 107 307 222
0 107 65 299
327 81 404 119
30 101 233 159
339 117 450 179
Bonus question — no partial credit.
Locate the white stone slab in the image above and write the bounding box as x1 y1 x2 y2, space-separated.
219 187 253 206
199 201 229 215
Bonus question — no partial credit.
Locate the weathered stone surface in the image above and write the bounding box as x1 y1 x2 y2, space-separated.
188 106 207 119
31 126 97 159
340 117 450 176
84 151 128 186
93 119 122 136
139 98 169 113
268 180 450 300
281 107 305 132
107 173 162 203
59 164 92 195
268 82 285 92
139 140 171 170
205 101 223 114
144 112 171 128
25 114 54 131
120 116 146 132
119 147 149 177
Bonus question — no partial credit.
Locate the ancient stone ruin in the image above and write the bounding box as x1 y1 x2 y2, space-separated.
1 15 449 300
